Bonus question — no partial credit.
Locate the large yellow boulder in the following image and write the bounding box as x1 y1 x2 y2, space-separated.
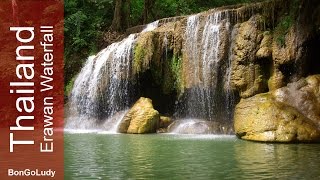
234 75 320 142
118 97 160 134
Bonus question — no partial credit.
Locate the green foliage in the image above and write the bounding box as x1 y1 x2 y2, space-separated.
64 0 114 84
130 0 144 25
170 54 183 93
151 0 263 22
133 43 146 74
274 0 299 47
65 76 76 96
161 53 183 95
275 15 292 47
133 32 156 75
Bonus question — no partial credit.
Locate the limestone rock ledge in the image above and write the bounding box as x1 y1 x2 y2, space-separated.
234 75 320 143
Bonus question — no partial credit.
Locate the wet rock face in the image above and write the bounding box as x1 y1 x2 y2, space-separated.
229 15 269 98
118 97 160 134
256 31 272 59
268 26 301 91
273 75 320 127
234 75 320 142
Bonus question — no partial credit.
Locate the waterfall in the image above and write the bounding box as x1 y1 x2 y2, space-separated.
105 34 136 116
66 10 236 133
183 14 203 117
67 21 159 130
67 34 136 129
65 1 287 134
178 10 232 121
73 34 135 118
142 20 159 32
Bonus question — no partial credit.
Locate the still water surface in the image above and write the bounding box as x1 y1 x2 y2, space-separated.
65 133 320 179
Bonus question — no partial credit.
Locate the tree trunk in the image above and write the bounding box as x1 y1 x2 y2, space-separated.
110 0 131 32
124 0 131 29
143 0 148 24
143 0 156 24
110 0 123 31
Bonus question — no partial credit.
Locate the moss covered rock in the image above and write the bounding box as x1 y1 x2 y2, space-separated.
133 25 184 96
234 75 320 142
133 31 157 75
118 97 160 134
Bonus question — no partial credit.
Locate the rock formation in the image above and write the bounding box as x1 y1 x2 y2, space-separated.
67 0 320 142
234 75 320 142
118 97 160 134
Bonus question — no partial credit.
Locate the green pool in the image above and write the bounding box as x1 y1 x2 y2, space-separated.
64 133 320 179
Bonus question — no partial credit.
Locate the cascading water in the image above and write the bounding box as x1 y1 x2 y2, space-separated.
66 21 159 131
67 34 136 130
177 10 233 123
142 20 159 32
105 34 135 116
183 14 203 117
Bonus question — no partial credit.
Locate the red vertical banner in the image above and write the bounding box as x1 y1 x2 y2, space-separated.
0 0 64 179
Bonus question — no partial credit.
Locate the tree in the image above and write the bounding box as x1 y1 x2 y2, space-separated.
111 0 158 30
110 0 131 31
142 0 156 24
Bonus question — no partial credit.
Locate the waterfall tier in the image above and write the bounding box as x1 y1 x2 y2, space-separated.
66 0 320 135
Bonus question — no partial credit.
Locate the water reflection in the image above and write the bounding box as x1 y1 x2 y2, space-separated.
65 133 320 179
234 142 320 179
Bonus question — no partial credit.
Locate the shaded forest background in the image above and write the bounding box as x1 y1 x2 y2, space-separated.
64 0 264 93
